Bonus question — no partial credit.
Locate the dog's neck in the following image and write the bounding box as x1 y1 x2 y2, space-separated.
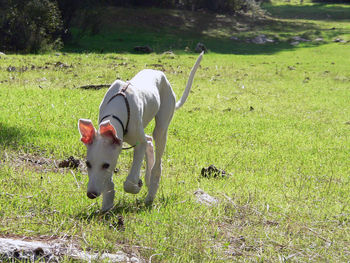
99 98 128 141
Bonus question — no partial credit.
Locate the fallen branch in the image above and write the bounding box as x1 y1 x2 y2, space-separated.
0 237 142 262
78 84 110 90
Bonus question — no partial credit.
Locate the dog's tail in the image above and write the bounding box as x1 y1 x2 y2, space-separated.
175 51 204 110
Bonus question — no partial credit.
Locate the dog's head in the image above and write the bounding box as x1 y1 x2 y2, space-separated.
78 119 122 199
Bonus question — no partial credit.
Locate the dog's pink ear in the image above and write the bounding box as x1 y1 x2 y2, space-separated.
78 119 96 145
99 121 121 145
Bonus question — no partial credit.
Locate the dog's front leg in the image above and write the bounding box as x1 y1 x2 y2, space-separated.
124 142 146 194
101 179 115 212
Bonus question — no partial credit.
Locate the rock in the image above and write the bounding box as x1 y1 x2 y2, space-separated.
162 51 176 59
251 35 274 44
7 66 16 72
54 61 70 68
230 36 239 41
162 51 174 56
290 41 300 46
194 189 218 206
133 46 153 53
334 38 345 43
303 77 310 83
314 37 324 42
0 52 6 57
195 42 207 53
292 36 310 42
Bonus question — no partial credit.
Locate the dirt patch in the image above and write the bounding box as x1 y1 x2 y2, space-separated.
79 84 110 90
1 152 86 174
58 156 80 169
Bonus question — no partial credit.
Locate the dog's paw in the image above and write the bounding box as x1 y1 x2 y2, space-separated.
145 195 154 206
124 180 142 194
101 203 114 213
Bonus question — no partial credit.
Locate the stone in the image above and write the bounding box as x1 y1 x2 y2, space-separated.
251 35 274 44
334 38 345 43
291 36 310 42
194 189 218 206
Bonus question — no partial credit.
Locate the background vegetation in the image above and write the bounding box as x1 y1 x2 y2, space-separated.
0 0 270 52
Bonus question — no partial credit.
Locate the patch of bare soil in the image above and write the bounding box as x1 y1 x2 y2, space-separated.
0 151 86 174
212 195 283 260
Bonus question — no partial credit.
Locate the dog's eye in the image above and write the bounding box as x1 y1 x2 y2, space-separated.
86 161 92 169
102 163 110 169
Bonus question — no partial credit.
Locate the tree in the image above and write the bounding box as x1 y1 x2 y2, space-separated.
0 0 63 52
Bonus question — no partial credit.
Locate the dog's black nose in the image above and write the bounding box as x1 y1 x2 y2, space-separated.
87 192 98 199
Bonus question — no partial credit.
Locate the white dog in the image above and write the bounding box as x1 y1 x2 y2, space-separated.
78 52 203 211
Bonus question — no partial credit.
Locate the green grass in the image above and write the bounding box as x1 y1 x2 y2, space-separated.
1 1 350 262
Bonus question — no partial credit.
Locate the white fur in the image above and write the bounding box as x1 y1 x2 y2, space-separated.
78 52 203 211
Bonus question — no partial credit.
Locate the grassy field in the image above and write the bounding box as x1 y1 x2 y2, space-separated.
1 1 350 262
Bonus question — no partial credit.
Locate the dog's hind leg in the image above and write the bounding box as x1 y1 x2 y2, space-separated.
145 94 175 205
145 135 154 188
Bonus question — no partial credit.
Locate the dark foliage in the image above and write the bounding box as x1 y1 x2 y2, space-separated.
0 0 63 52
56 0 99 41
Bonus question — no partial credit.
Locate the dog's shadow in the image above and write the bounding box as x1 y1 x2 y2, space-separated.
75 198 151 228
75 192 178 230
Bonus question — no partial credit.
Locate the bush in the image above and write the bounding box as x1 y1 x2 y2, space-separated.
0 0 63 52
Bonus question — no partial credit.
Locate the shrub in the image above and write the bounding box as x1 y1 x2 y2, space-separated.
0 0 63 52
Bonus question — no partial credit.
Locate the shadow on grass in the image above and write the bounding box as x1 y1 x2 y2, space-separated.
264 3 350 21
0 122 27 149
76 198 151 224
62 5 349 55
62 25 344 55
76 192 178 224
